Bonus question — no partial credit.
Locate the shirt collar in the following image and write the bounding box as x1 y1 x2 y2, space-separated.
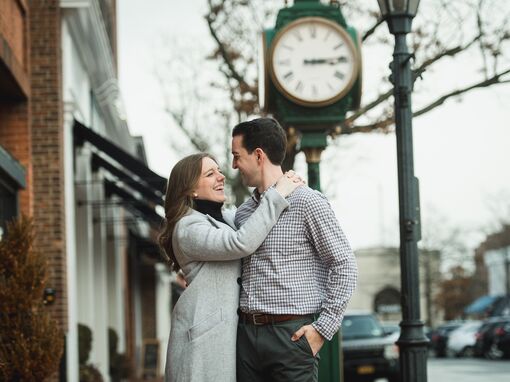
251 184 277 204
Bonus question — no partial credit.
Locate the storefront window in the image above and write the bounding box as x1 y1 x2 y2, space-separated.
0 178 18 232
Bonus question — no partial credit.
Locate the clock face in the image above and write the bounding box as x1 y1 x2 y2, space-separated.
269 17 360 107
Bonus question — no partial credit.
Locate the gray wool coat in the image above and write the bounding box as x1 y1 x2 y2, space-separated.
165 188 289 382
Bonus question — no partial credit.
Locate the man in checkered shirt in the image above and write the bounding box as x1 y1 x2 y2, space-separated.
232 118 357 382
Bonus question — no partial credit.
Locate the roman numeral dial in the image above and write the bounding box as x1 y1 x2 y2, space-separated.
269 17 360 107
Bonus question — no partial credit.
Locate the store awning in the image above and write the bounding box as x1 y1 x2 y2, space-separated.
0 145 26 189
73 120 167 192
91 153 163 206
491 295 510 317
104 179 163 227
73 120 165 265
464 295 501 314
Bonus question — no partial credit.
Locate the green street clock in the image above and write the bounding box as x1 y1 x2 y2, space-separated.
269 17 360 108
260 0 362 130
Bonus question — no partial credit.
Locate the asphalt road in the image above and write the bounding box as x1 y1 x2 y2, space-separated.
427 358 510 382
374 358 510 382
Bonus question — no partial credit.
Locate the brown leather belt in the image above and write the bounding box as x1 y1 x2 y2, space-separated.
239 312 312 326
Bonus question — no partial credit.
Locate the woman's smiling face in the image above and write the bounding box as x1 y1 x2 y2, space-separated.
193 157 226 203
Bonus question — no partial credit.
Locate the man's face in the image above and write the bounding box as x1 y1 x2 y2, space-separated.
232 135 259 187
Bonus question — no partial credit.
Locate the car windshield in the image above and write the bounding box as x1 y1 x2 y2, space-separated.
342 315 384 340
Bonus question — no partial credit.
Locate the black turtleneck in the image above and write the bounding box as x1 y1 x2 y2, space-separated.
193 199 226 225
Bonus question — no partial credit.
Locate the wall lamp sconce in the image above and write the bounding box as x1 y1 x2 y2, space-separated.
43 288 56 305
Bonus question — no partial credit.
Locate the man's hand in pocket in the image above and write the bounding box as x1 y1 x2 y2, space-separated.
291 325 325 356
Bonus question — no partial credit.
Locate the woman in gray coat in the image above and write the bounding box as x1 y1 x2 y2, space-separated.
159 153 303 382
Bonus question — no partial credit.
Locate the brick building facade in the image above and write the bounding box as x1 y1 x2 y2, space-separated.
1 1 171 380
31 0 69 333
0 0 30 224
1 0 67 330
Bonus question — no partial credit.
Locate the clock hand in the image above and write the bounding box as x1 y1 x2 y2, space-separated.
327 56 349 65
303 58 327 64
303 56 348 65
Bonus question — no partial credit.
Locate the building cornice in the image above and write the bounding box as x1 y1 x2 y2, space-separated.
60 0 130 150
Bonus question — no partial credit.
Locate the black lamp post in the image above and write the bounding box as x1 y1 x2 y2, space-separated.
376 1 428 382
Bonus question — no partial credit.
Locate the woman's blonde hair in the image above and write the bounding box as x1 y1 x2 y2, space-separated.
158 153 216 272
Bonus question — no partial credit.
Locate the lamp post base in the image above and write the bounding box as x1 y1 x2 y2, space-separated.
397 320 429 382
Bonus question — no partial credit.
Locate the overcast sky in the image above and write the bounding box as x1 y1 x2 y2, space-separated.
117 1 510 259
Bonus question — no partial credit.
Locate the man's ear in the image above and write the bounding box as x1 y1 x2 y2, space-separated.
254 148 265 163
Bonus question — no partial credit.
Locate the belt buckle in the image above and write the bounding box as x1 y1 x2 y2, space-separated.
252 313 265 326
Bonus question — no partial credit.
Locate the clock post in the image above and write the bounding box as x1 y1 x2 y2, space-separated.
299 131 327 191
260 1 361 382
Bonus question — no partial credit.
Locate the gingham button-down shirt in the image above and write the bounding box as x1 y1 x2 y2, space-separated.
235 186 357 341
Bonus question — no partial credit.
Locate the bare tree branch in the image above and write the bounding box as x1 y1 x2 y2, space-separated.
343 33 485 129
164 107 210 152
415 33 482 75
414 66 510 117
476 0 490 79
343 118 394 135
205 1 250 89
362 18 384 42
344 66 510 134
342 89 392 127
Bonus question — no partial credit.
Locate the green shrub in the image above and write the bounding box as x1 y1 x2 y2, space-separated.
0 217 64 380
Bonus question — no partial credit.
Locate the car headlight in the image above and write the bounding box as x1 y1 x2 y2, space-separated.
384 344 399 359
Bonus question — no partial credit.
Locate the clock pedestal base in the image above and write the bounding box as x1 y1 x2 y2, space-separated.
318 333 342 382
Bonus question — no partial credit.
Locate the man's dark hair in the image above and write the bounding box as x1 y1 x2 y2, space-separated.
232 118 287 165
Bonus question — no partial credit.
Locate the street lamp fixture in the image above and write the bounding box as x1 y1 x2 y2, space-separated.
377 0 420 15
377 0 420 33
376 0 428 382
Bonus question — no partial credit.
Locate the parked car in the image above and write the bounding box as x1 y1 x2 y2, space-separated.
381 322 401 337
474 317 510 358
379 322 431 348
429 321 465 357
494 320 510 359
342 313 400 382
446 321 482 357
